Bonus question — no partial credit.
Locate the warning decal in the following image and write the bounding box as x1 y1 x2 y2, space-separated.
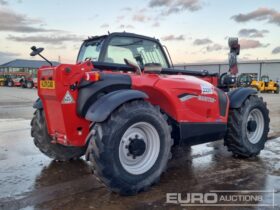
62 91 75 104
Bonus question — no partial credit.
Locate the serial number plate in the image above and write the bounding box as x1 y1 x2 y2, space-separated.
40 80 55 89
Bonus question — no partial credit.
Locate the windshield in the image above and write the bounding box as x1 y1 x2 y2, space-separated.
261 76 269 82
105 37 168 68
77 38 104 63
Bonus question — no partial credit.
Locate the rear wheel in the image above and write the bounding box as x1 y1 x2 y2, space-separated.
7 80 13 87
31 109 86 161
86 100 172 195
225 95 269 157
26 81 34 89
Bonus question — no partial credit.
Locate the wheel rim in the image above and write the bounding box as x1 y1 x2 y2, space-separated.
246 108 264 144
27 82 32 88
119 122 160 175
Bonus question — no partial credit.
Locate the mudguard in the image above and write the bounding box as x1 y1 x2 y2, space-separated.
33 98 43 109
228 87 257 108
85 89 148 122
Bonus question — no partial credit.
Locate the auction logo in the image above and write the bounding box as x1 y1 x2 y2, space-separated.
166 190 275 207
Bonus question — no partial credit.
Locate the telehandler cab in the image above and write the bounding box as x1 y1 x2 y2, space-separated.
31 32 269 195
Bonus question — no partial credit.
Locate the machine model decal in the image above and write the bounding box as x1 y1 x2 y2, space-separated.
201 84 213 95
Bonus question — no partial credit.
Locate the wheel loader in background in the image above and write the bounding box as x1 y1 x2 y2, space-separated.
237 73 252 88
251 75 279 94
30 33 270 195
0 73 6 86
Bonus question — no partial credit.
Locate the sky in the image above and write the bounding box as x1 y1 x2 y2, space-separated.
0 0 280 64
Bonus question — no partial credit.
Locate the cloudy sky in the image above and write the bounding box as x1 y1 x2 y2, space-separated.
0 0 280 64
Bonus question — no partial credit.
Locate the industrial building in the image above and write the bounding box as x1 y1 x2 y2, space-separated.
0 59 60 76
176 59 280 81
0 59 279 82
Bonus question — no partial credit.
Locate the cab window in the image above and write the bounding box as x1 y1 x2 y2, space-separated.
104 36 168 68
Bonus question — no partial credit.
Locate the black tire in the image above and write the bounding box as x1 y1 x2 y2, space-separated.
86 100 173 195
275 85 279 94
21 82 27 88
225 95 270 157
7 80 13 87
26 81 34 89
31 109 86 161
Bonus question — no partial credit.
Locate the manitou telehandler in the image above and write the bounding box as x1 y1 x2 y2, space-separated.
30 32 269 195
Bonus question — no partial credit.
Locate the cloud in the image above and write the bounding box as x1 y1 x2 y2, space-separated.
0 0 8 5
100 24 109 28
133 14 151 22
161 35 185 41
238 28 269 38
193 38 212 45
152 22 160 27
272 46 280 54
0 51 20 57
206 44 223 52
149 0 202 15
116 15 124 22
0 51 21 64
232 8 280 26
7 34 83 44
121 7 132 11
119 24 134 29
239 39 269 49
0 8 61 33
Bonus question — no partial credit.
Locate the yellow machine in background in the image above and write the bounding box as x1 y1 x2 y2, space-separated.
251 75 279 94
0 74 6 86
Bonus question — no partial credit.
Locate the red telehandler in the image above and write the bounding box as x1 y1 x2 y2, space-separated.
31 32 269 195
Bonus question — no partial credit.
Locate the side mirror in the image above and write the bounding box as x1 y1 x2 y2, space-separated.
29 46 53 66
124 58 141 75
30 46 44 56
144 63 162 73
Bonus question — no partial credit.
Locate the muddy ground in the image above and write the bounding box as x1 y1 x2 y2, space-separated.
0 87 279 210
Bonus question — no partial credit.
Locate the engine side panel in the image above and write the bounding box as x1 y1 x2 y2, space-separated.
131 74 229 142
132 74 229 123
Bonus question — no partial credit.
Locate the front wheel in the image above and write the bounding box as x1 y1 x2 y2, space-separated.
86 100 172 195
275 85 279 94
224 95 269 157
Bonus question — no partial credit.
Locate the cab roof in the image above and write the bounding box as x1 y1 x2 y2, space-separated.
85 32 160 43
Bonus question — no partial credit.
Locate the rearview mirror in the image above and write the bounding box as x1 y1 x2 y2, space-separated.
144 63 162 73
30 46 44 57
